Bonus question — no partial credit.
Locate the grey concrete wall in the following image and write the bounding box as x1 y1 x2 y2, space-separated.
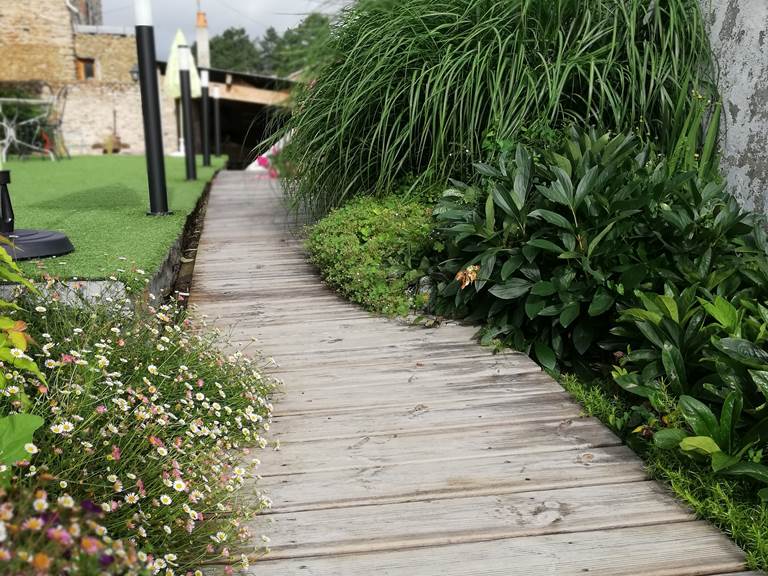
700 0 768 213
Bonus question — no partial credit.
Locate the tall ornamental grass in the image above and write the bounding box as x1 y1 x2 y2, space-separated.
282 0 715 217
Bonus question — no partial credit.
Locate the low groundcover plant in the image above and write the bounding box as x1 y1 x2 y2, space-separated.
0 273 275 575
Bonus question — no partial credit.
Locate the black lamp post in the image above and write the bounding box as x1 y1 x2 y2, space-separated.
213 86 222 157
178 45 197 181
134 0 170 215
200 69 211 167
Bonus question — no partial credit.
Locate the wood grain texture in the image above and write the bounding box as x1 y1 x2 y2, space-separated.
243 523 745 576
190 173 755 575
251 481 693 560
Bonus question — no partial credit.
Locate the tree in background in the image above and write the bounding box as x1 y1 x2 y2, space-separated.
256 27 283 75
207 14 332 77
207 27 261 73
272 13 332 77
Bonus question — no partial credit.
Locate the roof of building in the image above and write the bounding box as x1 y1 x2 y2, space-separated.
74 24 135 37
157 62 295 92
156 62 295 106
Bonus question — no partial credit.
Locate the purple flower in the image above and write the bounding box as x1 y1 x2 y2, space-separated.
80 500 101 515
99 554 115 567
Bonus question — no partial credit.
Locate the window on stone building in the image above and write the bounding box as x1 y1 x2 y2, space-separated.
76 58 96 81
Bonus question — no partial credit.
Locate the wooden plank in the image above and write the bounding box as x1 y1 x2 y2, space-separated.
272 371 558 416
261 418 621 475
267 350 531 379
244 523 745 575
252 445 648 512
249 482 692 560
269 361 541 388
270 392 580 442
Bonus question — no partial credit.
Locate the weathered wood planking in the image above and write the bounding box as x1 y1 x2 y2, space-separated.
190 173 756 575
243 523 745 576
250 482 693 560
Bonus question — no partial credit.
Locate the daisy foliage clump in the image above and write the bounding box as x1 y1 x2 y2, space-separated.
0 271 275 575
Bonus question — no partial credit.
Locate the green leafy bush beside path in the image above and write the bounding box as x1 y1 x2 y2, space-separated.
307 197 434 316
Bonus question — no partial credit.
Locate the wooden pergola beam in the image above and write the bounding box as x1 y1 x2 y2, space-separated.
210 81 290 107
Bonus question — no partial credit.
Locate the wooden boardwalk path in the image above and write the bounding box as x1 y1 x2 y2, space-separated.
191 172 758 576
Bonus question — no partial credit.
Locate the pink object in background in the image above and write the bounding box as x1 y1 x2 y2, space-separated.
246 130 294 177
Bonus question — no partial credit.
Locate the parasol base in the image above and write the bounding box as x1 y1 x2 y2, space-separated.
6 229 74 261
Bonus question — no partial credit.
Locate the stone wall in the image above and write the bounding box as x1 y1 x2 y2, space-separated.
700 0 768 213
0 0 76 83
62 81 179 156
74 32 137 84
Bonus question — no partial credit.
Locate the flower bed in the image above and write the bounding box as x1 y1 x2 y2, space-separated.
0 273 274 575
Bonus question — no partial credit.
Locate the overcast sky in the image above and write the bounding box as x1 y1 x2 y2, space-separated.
101 0 342 59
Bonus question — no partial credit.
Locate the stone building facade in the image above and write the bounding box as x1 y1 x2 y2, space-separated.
0 0 178 156
0 1 77 84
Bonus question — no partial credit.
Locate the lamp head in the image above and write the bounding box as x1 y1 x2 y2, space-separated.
134 0 153 26
178 45 191 72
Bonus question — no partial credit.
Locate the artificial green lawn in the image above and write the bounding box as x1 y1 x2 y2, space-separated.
3 155 223 279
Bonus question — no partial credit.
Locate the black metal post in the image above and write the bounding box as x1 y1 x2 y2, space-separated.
178 45 197 181
213 88 222 157
0 170 15 234
134 0 169 215
201 70 211 167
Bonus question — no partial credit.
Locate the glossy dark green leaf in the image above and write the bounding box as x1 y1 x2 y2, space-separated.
525 296 546 319
538 304 562 317
531 281 557 296
527 239 563 254
653 428 688 450
679 395 719 439
477 252 496 291
697 247 712 278
614 371 662 400
749 370 768 402
528 209 573 232
559 302 580 328
484 193 495 237
534 342 557 372
679 436 722 456
488 278 532 300
512 145 531 211
551 153 572 178
699 296 739 333
719 390 743 454
573 322 594 355
500 256 523 281
711 452 741 472
474 162 501 178
588 288 614 317
574 165 599 209
661 343 687 393
587 222 615 256
714 337 768 369
522 244 540 262
492 183 516 217
722 462 768 485
620 265 646 293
